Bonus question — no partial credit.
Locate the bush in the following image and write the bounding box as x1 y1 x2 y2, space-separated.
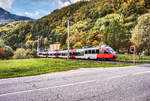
13 48 26 59
26 49 31 56
0 48 5 59
25 49 32 58
3 46 14 59
0 47 14 59
30 49 37 58
0 38 14 59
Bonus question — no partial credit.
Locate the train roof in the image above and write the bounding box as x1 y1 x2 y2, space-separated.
39 45 115 53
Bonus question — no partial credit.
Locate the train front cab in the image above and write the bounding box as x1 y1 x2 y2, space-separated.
97 48 117 60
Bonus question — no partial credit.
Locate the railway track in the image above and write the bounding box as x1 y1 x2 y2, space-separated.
41 57 149 64
69 59 149 64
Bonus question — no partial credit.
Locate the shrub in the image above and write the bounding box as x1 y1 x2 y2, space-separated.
30 49 37 58
26 49 31 56
0 48 5 59
0 38 5 48
13 48 26 59
0 38 14 59
0 46 14 59
25 49 32 58
3 46 14 59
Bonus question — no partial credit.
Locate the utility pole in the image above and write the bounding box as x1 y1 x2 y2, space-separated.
67 20 70 60
37 35 40 55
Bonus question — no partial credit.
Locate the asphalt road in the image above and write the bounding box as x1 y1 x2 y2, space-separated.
0 64 150 101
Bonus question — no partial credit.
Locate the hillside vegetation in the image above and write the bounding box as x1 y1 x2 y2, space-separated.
2 0 150 51
0 21 24 33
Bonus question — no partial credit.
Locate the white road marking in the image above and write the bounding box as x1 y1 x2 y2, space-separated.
0 80 96 97
0 70 150 97
133 71 150 75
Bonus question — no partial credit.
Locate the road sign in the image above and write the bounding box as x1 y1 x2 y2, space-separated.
130 46 135 53
130 46 136 64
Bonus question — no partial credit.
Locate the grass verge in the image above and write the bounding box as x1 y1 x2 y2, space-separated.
0 58 137 79
117 54 150 62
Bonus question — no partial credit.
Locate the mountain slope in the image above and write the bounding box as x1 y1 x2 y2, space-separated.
0 7 32 26
4 0 150 50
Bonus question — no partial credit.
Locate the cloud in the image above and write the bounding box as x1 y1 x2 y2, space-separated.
57 0 87 8
70 0 82 3
62 1 70 7
0 0 14 9
25 11 40 18
58 0 70 8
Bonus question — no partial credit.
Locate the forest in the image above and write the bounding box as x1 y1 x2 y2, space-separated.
0 0 150 57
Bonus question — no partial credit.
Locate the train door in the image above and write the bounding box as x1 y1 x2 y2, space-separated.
56 51 60 58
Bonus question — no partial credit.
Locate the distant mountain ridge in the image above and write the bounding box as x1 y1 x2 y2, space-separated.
0 7 33 26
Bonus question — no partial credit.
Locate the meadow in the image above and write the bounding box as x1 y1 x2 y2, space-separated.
0 58 135 79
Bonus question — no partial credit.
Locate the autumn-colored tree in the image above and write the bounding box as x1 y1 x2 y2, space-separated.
25 40 33 49
95 14 131 51
0 37 5 48
131 13 150 54
0 38 13 59
13 48 26 59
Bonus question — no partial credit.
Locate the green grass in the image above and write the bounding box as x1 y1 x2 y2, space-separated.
0 58 136 79
117 54 150 62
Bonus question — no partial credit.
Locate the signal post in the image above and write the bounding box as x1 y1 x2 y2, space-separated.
130 46 136 64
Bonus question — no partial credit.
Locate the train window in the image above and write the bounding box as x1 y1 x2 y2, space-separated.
57 53 59 55
39 53 42 55
99 49 104 54
65 53 68 56
73 52 77 56
96 49 99 54
85 50 88 54
88 50 92 54
92 50 96 54
104 50 109 54
62 53 64 56
43 54 48 56
76 52 79 56
70 53 73 56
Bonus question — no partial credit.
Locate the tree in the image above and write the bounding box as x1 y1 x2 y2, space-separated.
0 38 14 59
131 13 150 54
43 37 49 49
25 40 33 49
95 14 131 51
13 48 26 59
3 46 14 59
0 37 5 48
0 48 5 59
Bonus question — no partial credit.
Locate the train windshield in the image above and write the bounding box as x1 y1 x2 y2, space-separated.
106 47 116 54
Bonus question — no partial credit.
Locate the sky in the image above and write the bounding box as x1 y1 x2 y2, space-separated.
0 0 83 19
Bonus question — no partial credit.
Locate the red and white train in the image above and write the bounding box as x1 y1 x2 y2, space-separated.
37 45 117 60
